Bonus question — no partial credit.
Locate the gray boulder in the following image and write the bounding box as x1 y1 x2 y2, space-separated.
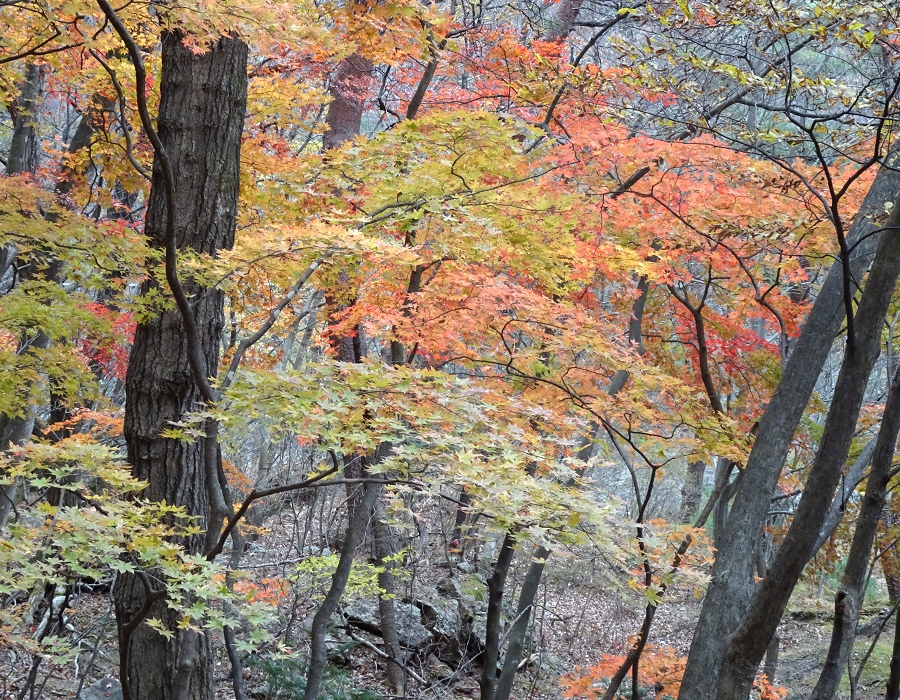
78 678 122 700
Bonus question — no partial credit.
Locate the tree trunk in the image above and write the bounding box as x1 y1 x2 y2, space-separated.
494 545 549 700
679 149 900 700
810 359 900 700
373 501 405 694
714 196 900 700
679 461 705 524
543 0 584 41
887 607 900 700
763 632 779 684
115 31 247 700
322 55 373 150
304 474 382 700
480 532 516 700
7 62 43 175
0 61 46 529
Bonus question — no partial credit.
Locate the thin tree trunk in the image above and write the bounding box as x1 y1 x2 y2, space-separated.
680 149 900 700
810 359 900 699
480 532 517 700
304 475 381 700
494 545 549 700
763 633 779 683
114 30 247 700
887 607 900 700
714 197 900 700
373 501 405 694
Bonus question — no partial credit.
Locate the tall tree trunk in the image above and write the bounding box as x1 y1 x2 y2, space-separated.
304 49 399 699
714 198 900 700
810 359 900 699
679 150 900 700
114 31 247 700
0 61 45 529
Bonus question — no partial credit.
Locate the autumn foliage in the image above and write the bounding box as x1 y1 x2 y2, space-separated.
0 0 899 698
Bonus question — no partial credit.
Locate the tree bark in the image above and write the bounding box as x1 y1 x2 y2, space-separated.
373 501 405 694
115 31 247 700
810 359 900 700
0 61 46 529
304 474 382 700
494 545 549 700
883 510 900 605
679 149 900 700
322 55 373 150
7 62 43 175
480 532 517 700
543 0 584 41
679 461 705 524
714 195 900 700
887 607 900 700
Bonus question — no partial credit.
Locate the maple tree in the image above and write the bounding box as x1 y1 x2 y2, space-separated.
0 0 899 699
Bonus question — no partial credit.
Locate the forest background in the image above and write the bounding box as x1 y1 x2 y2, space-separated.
1 0 899 699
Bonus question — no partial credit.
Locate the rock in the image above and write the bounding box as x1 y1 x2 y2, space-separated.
343 598 432 649
343 599 381 629
394 602 432 648
412 593 462 640
326 633 353 666
425 654 454 680
456 561 476 574
78 677 122 700
472 610 490 647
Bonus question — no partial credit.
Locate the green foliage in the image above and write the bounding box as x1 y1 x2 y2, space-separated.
0 438 276 656
248 653 382 700
291 555 387 603
177 361 622 549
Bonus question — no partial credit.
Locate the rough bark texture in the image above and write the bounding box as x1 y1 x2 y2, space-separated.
7 62 43 175
714 198 900 700
888 609 900 700
115 32 247 700
543 0 584 41
679 460 705 524
884 510 900 605
809 361 900 700
679 150 900 700
322 55 373 150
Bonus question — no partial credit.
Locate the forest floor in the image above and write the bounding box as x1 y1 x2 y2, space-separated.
1 579 895 700
3 524 896 700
